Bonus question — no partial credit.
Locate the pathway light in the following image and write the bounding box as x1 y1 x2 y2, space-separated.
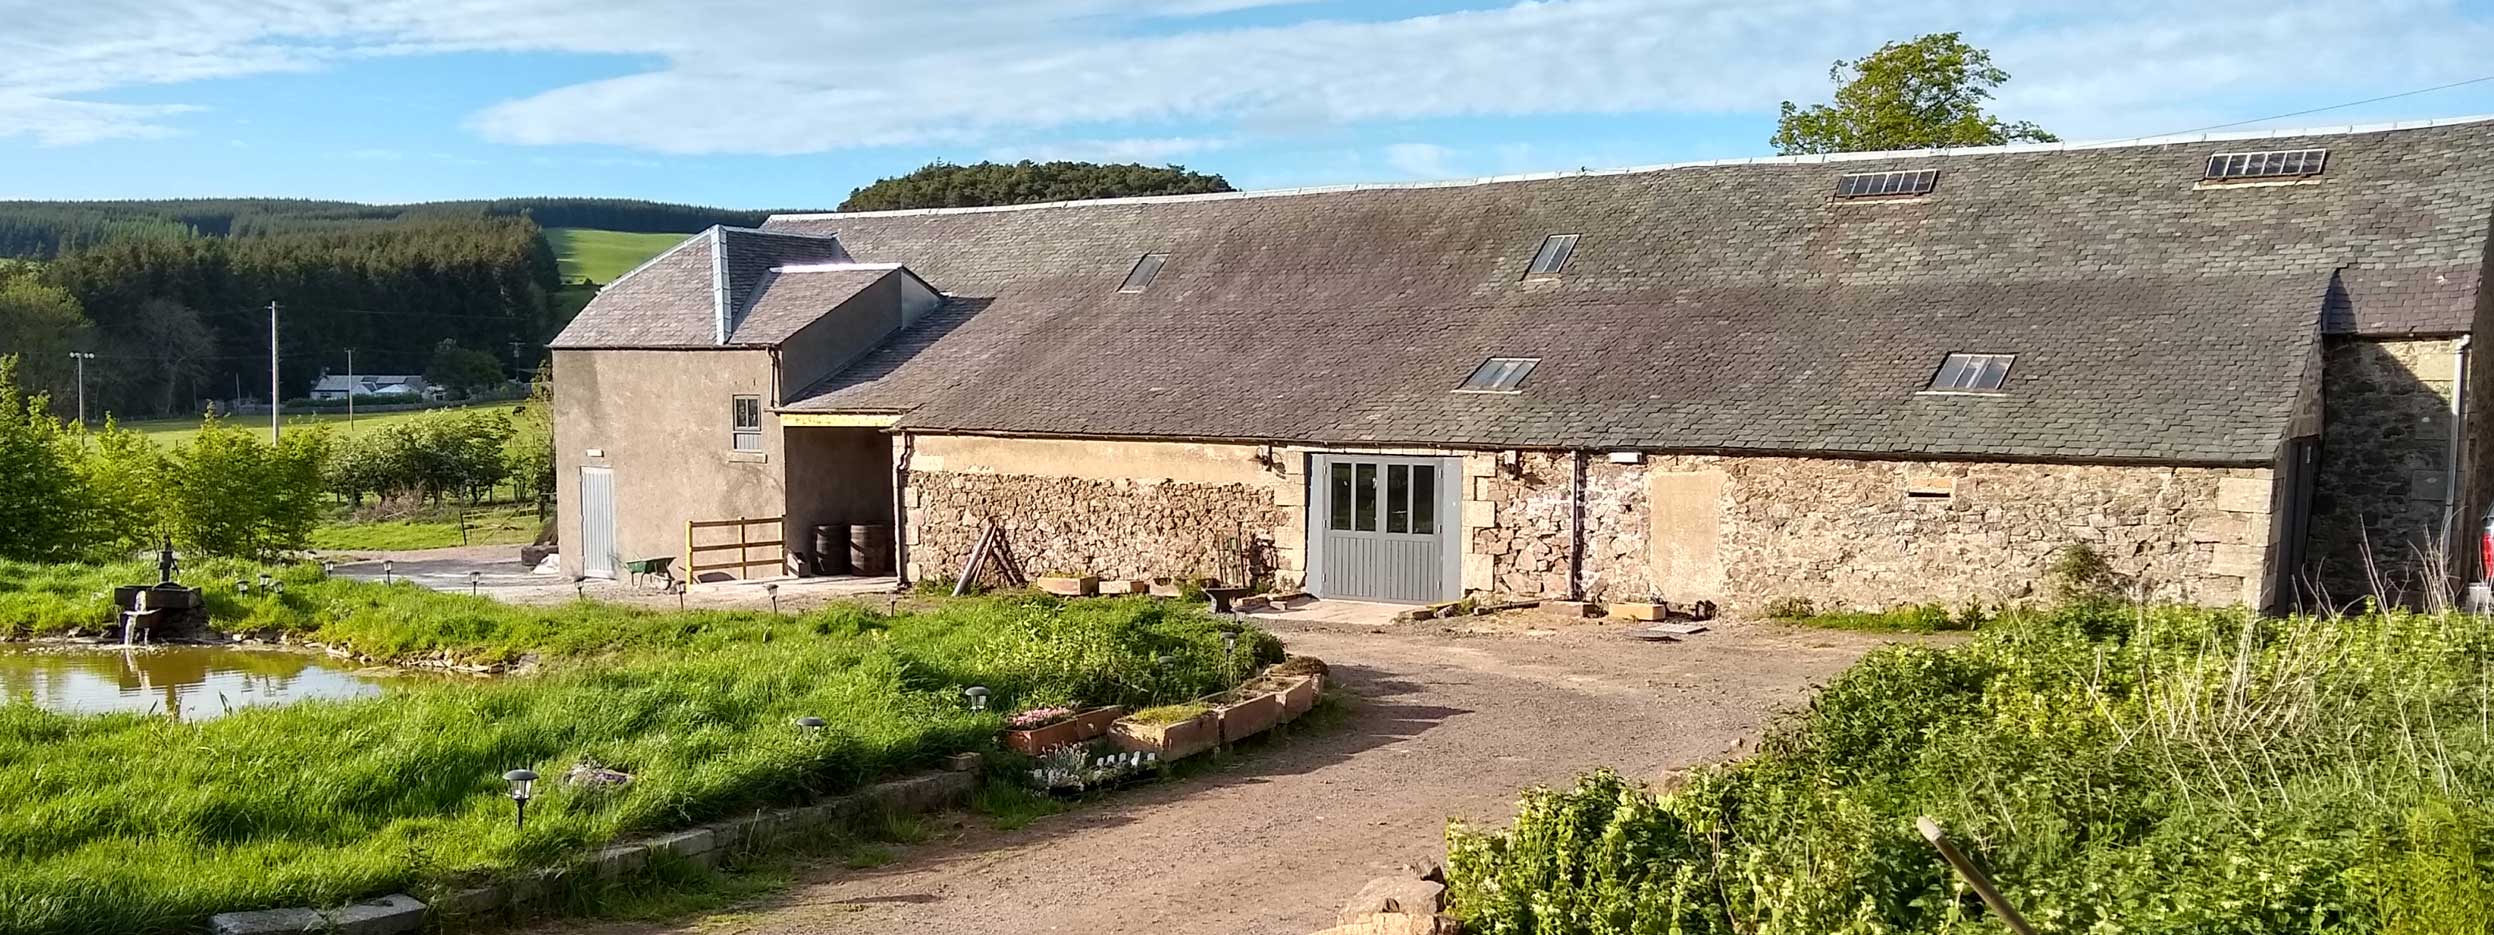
766 582 781 615
795 715 826 736
257 573 273 593
964 686 989 712
503 768 538 831
382 560 395 584
236 579 250 595
468 570 481 596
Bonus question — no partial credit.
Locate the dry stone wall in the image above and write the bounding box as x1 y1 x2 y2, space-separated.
1476 452 2275 611
2310 337 2462 602
906 471 1288 584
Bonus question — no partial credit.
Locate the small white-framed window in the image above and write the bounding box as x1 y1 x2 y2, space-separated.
1119 253 1169 293
731 395 763 451
1456 357 1540 393
1928 353 2014 392
1524 234 1579 278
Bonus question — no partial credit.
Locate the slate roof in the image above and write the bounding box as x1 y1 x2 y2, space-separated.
755 119 2494 463
549 227 856 348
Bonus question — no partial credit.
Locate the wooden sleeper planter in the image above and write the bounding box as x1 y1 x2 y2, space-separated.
1096 578 1150 595
1035 575 1100 597
1275 674 1320 721
1002 705 1124 755
1212 689 1287 743
1110 711 1221 760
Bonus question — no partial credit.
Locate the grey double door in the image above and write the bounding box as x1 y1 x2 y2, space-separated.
1308 454 1460 603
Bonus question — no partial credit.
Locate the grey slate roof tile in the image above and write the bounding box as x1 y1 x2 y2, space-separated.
753 121 2493 463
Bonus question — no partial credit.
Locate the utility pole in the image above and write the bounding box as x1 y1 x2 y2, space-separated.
345 347 355 430
268 301 281 444
66 352 94 425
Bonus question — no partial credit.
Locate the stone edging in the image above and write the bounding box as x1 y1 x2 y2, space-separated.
207 764 980 935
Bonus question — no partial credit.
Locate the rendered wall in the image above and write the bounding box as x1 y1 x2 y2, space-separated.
553 348 785 578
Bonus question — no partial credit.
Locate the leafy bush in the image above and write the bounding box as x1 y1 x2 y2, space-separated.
161 416 329 561
324 407 515 506
1447 605 2494 934
0 357 92 562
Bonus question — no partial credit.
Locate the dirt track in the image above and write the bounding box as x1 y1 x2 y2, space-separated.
522 609 1889 935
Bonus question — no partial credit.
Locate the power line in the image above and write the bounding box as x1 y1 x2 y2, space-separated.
2145 73 2494 140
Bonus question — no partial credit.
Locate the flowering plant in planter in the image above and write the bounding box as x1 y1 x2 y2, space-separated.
1007 706 1077 730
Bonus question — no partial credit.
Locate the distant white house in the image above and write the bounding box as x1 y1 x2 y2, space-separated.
309 373 437 401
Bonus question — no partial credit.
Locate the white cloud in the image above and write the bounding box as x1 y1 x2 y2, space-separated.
3 0 2492 152
1384 142 1460 179
982 136 1234 164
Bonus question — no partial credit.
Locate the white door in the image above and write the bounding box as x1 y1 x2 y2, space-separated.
579 466 618 579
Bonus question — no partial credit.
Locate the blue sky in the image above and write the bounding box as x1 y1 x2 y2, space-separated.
6 0 2494 209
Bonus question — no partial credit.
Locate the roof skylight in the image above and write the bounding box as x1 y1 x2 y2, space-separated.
1457 357 1540 393
1119 253 1168 293
1928 353 2014 393
1835 169 1938 199
1524 234 1579 277
2204 149 2327 180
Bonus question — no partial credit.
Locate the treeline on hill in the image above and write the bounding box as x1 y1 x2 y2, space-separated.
4 216 556 418
0 197 793 259
840 161 1234 211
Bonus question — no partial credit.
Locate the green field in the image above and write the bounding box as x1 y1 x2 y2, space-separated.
115 402 512 448
546 228 692 284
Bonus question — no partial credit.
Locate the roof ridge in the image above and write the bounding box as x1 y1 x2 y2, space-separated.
770 114 2494 223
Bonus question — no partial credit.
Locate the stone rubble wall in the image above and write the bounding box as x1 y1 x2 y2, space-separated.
1475 452 2275 610
905 471 1290 584
2310 336 2463 602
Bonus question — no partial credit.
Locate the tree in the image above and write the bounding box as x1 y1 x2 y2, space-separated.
0 356 92 561
425 340 506 399
161 416 329 559
0 275 93 413
1771 33 2057 155
839 161 1234 212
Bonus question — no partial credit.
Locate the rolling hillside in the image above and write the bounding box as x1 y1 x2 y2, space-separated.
545 228 692 284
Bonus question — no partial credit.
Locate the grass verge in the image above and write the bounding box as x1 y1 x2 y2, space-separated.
1447 602 2494 934
306 503 542 552
0 565 1281 935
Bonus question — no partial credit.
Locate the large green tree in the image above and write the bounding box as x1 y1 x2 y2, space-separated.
1772 33 2058 155
0 274 93 411
839 161 1233 212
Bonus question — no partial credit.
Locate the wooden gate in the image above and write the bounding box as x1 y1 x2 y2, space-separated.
686 516 785 581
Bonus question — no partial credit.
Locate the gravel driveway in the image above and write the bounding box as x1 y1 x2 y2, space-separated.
523 608 1891 935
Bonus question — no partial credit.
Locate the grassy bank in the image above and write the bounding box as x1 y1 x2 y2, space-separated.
306 503 542 552
0 566 1277 934
1447 603 2494 934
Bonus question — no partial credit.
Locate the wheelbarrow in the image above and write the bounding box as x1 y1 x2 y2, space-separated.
626 556 678 590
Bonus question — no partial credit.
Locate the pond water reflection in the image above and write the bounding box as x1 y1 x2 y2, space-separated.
0 646 389 721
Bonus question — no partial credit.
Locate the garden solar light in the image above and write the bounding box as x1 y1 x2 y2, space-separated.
271 581 284 596
382 559 394 584
795 715 826 735
468 571 481 596
766 582 781 614
965 686 989 711
258 573 273 593
236 579 250 595
503 768 538 831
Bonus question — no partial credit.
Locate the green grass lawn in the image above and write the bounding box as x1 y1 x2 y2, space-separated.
545 228 692 284
0 562 1281 934
307 503 543 552
115 401 512 448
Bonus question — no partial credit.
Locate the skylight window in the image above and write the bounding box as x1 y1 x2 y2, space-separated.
1457 357 1539 393
1835 169 1938 199
1524 234 1579 277
2204 149 2327 180
1928 353 2014 393
1118 253 1168 293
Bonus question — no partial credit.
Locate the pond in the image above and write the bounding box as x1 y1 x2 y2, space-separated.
0 646 391 721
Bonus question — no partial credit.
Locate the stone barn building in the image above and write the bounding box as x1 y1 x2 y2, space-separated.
550 118 2494 613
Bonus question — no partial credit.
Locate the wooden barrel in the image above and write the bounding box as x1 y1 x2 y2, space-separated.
812 524 851 576
849 524 894 576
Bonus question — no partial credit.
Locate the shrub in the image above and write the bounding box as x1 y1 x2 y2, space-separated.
1125 703 1212 725
162 416 329 560
1448 605 2494 934
0 356 93 562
